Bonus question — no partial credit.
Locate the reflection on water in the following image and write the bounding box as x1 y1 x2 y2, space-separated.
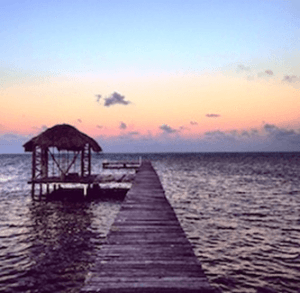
0 153 123 293
24 201 96 293
0 197 121 293
153 153 300 293
1 153 300 293
0 198 121 293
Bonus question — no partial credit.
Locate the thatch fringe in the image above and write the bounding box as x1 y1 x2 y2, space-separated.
23 124 102 152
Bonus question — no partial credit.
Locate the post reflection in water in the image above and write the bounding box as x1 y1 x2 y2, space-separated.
23 200 100 293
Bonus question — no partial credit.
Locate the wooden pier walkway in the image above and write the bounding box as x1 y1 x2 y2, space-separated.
82 161 217 293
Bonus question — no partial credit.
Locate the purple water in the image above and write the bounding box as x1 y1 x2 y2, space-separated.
1 153 300 292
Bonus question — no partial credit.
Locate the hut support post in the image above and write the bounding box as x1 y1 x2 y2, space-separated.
81 144 90 178
88 145 91 176
41 147 48 179
31 147 36 199
31 183 35 199
81 149 84 177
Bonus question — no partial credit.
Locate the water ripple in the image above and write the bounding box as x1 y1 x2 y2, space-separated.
154 153 300 293
1 153 300 292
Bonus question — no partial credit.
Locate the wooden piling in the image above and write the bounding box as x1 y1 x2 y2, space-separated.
82 161 217 293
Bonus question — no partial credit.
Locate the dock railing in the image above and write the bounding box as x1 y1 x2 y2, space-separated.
102 156 142 170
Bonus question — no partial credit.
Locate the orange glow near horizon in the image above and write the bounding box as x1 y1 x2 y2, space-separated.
1 71 300 140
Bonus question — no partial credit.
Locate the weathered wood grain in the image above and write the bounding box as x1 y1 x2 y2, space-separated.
81 161 218 293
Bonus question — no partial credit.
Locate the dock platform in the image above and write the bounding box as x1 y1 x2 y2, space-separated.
102 159 141 170
82 161 217 293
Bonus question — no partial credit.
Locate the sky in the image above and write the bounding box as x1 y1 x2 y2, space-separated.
1 0 300 153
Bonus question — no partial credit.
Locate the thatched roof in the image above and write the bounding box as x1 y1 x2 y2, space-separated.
23 124 102 152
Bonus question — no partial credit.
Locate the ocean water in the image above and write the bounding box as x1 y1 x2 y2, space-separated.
0 153 300 292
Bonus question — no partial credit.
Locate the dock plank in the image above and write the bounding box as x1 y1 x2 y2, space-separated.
81 161 217 293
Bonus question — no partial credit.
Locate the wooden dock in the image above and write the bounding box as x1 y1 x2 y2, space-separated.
82 161 217 293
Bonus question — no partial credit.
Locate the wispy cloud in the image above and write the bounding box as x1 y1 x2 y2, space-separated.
94 124 300 153
237 64 250 72
1 123 300 154
31 125 48 133
105 92 131 107
159 124 177 134
95 92 131 107
190 121 198 126
0 133 26 144
265 70 273 75
77 119 82 123
258 69 274 77
95 94 102 102
96 125 103 129
282 75 300 83
128 131 140 136
0 133 30 153
237 65 276 80
263 123 300 144
241 129 259 137
179 126 189 131
206 114 221 118
203 124 300 151
205 130 227 138
119 121 127 130
204 128 260 140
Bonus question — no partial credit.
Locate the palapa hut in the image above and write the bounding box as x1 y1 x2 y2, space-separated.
23 124 102 198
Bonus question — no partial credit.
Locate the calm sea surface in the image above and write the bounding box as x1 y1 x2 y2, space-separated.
0 153 300 293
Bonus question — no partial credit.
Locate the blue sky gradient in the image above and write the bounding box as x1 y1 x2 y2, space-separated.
1 0 299 153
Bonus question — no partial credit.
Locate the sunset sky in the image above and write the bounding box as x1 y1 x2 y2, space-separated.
1 0 300 153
